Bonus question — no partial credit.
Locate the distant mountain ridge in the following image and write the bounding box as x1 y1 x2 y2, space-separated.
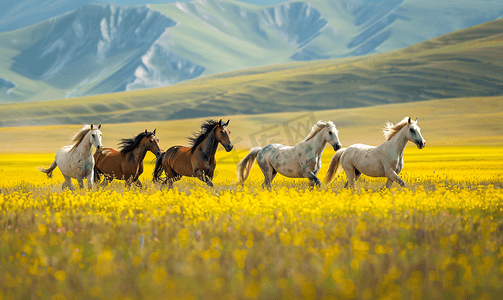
0 0 502 103
9 4 204 98
1 18 502 127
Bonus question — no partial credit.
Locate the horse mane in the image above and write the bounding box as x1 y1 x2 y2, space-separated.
302 120 335 142
70 124 93 152
383 117 412 141
119 131 155 154
188 119 219 153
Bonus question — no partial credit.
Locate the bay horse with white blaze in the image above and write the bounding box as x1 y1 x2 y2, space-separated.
237 120 342 188
40 123 103 190
324 117 426 189
94 129 161 188
153 119 233 188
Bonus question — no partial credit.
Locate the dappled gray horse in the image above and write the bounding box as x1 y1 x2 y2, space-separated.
237 120 342 188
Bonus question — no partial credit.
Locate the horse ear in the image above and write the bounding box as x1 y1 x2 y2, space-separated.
98 123 101 129
415 118 418 123
153 129 156 135
219 119 223 126
226 120 230 126
90 123 94 129
408 117 411 124
145 129 148 134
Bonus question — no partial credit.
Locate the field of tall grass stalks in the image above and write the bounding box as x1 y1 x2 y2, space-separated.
1 146 502 300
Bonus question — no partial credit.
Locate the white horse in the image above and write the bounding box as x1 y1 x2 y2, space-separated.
324 117 426 189
237 120 342 188
40 123 103 190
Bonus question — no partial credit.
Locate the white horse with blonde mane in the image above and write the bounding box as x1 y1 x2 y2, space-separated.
237 120 342 188
40 124 103 190
324 117 426 189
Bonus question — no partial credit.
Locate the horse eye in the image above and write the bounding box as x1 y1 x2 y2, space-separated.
329 131 333 135
410 129 415 134
92 134 95 138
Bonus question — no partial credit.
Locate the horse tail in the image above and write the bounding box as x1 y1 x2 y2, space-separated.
152 151 166 182
39 160 57 178
324 148 346 184
236 147 261 185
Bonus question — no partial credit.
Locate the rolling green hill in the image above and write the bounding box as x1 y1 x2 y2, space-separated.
0 18 502 127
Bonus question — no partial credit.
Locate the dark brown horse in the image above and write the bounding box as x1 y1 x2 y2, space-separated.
94 129 162 188
153 119 232 188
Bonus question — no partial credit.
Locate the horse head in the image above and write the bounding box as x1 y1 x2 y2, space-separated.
215 119 233 152
324 121 342 151
89 123 103 151
406 117 426 149
143 129 162 157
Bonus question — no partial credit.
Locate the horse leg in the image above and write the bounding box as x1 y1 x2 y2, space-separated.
385 179 393 189
205 176 214 187
160 165 179 189
195 169 213 187
133 178 143 189
63 175 74 190
385 168 406 187
166 178 174 189
125 177 133 189
205 170 214 187
258 163 273 189
86 171 94 189
386 158 405 189
344 167 357 189
305 171 321 188
77 178 85 189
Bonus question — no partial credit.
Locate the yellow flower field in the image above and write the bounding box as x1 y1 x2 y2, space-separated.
0 146 502 300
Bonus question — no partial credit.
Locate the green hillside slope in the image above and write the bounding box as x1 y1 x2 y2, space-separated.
0 19 502 127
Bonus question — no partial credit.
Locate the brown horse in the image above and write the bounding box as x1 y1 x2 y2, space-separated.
153 119 232 188
94 129 161 188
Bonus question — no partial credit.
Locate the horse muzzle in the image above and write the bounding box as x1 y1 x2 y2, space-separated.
333 143 342 151
224 144 233 152
416 140 426 149
96 145 103 151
